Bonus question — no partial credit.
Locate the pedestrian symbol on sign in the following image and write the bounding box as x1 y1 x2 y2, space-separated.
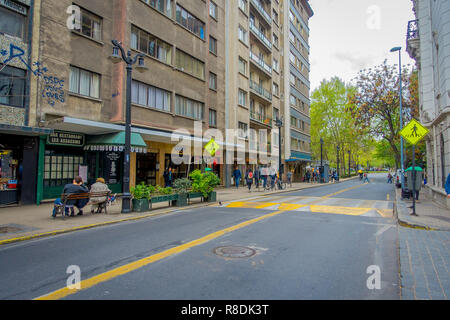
400 119 429 145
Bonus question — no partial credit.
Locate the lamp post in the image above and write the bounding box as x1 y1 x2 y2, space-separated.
320 138 324 183
337 145 340 182
390 46 405 190
275 117 283 178
110 40 148 213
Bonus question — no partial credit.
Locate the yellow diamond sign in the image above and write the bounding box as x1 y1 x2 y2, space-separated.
204 138 220 156
400 119 429 145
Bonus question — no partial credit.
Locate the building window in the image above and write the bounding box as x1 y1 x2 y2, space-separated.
238 89 247 106
73 7 102 41
273 10 278 24
209 1 217 20
69 66 100 99
142 0 172 17
175 49 205 80
273 58 279 72
131 80 171 112
273 82 279 96
238 0 247 14
175 95 204 120
0 65 26 107
0 4 28 40
209 72 217 90
238 57 247 75
238 122 248 138
209 109 217 126
238 25 247 44
273 33 279 47
209 36 217 55
131 26 172 65
176 4 205 40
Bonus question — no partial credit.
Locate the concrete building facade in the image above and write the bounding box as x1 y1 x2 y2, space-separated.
407 0 450 208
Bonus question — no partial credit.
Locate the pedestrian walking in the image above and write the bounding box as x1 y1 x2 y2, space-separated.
254 167 260 191
445 173 450 197
305 170 311 183
233 166 242 189
363 172 370 183
245 168 253 192
262 166 268 189
387 172 393 184
287 170 293 188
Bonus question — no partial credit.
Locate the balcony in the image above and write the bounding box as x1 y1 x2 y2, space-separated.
250 0 272 26
249 79 272 102
250 110 272 127
249 51 272 75
406 19 420 60
249 22 272 51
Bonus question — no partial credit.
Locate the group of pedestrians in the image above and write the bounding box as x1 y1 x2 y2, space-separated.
232 166 292 192
163 167 174 187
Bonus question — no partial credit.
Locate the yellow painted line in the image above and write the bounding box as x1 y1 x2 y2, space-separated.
310 205 371 216
278 203 306 211
227 202 278 209
34 209 286 300
376 209 393 218
321 183 366 199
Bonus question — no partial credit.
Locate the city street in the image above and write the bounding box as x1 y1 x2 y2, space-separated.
0 173 401 300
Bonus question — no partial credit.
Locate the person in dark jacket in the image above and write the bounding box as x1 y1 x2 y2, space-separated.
254 167 260 191
62 176 89 216
233 166 242 189
245 168 253 192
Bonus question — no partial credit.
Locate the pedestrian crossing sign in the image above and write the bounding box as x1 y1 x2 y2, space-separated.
400 119 429 145
204 138 220 156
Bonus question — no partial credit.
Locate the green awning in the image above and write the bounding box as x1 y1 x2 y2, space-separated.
84 132 147 153
405 166 423 172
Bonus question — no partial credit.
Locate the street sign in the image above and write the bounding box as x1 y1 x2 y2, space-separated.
204 138 220 156
400 119 429 145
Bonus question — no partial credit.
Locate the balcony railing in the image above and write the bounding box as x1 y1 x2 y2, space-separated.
249 22 272 50
250 110 272 126
249 51 272 74
250 0 272 25
407 19 419 41
249 80 272 101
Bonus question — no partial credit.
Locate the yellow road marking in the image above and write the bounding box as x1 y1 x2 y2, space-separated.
310 205 370 216
376 209 393 218
34 209 286 300
320 183 366 199
278 203 306 211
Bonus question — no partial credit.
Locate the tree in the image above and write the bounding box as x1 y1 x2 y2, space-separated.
349 60 418 169
311 77 369 176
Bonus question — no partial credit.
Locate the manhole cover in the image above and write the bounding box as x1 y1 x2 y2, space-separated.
0 226 23 234
213 246 256 258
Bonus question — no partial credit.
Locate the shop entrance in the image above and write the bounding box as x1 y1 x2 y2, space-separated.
137 152 157 186
0 136 23 206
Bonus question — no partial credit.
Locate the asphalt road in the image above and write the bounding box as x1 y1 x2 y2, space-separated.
0 173 399 300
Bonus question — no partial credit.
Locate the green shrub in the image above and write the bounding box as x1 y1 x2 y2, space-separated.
130 182 151 200
189 169 220 198
173 178 192 194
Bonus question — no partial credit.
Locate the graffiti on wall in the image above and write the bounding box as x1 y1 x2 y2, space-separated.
1 43 65 107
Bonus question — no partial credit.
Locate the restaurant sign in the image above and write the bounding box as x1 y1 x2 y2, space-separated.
47 131 85 147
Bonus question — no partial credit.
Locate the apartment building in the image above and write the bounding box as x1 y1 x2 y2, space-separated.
223 0 313 185
0 0 313 205
407 0 450 208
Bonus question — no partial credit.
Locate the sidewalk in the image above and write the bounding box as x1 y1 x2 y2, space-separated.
395 187 450 231
0 178 356 245
395 187 450 300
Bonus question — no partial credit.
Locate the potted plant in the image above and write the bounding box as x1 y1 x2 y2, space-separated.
131 182 151 212
172 178 191 207
189 170 220 202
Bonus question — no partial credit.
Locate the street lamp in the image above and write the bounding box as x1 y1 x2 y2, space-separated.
110 40 148 213
320 138 324 182
336 145 340 182
275 117 283 178
390 46 405 191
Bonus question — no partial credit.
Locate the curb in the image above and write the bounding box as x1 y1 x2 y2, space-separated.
394 190 449 231
0 176 359 246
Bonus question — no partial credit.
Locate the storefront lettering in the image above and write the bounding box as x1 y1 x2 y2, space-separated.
47 131 84 147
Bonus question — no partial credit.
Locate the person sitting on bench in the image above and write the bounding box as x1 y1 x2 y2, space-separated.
89 177 111 214
63 176 89 216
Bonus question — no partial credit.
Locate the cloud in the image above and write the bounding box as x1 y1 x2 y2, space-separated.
334 52 377 72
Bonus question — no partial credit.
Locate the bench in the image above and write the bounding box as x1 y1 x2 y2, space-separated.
53 191 112 218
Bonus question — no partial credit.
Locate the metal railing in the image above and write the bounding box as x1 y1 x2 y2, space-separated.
407 19 419 41
250 110 272 126
249 51 272 74
249 80 272 101
249 22 272 50
250 0 272 24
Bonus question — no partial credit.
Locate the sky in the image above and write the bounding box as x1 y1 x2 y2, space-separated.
308 0 416 91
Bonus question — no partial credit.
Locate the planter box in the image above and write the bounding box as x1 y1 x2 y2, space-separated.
173 193 188 207
132 198 150 212
150 194 178 209
188 192 203 204
206 191 217 202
